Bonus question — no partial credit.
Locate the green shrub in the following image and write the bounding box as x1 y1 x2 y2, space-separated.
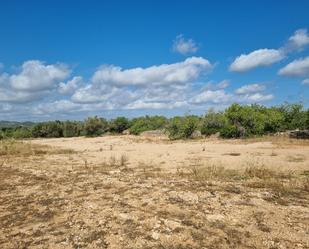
32 121 63 138
0 128 13 138
84 116 108 137
277 103 307 130
0 102 307 140
109 117 130 133
220 123 241 138
262 107 284 133
201 110 227 136
63 121 83 137
130 115 167 135
12 127 32 139
225 103 267 137
167 116 199 139
0 131 4 140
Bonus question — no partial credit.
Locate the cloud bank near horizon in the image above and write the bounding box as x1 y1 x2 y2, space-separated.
1 29 309 120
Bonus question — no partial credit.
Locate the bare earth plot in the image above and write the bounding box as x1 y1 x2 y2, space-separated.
0 135 309 249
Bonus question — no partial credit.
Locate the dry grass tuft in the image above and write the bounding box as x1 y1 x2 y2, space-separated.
188 159 309 200
244 165 278 179
190 162 240 181
106 154 130 168
303 178 309 192
120 154 129 166
287 155 305 163
109 155 116 166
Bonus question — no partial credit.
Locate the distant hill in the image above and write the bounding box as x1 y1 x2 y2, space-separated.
0 121 35 128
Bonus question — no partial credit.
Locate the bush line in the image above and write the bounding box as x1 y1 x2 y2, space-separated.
1 103 308 140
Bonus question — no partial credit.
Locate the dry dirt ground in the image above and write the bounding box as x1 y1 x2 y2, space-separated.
0 135 309 249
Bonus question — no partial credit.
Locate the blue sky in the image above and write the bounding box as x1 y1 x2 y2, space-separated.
0 0 309 121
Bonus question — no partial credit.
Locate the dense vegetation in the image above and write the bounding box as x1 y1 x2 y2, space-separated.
1 103 308 140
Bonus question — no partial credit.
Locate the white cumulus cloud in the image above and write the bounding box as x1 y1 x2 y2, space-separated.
278 57 309 77
235 83 265 94
32 100 82 115
229 49 284 72
0 58 278 120
10 60 70 91
91 56 211 87
58 76 83 95
302 78 309 85
240 93 273 102
72 57 213 108
192 90 232 104
216 80 230 89
230 28 309 73
172 34 199 55
0 60 70 103
287 29 309 51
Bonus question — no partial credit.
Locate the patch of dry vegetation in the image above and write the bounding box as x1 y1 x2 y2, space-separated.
187 160 309 204
0 139 75 157
232 135 309 147
287 154 306 162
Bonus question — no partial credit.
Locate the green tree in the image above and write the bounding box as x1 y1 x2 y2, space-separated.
84 116 108 137
262 107 284 133
167 116 199 139
277 103 307 130
201 109 227 136
32 121 63 138
109 117 130 133
224 103 266 137
130 115 167 135
63 121 83 137
12 127 32 139
220 123 241 138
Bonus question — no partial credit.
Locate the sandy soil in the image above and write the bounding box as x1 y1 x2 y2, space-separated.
0 135 309 249
32 135 309 172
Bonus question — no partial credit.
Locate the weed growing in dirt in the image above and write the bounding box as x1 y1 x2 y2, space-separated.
120 154 129 166
109 155 116 166
190 162 240 181
106 154 129 168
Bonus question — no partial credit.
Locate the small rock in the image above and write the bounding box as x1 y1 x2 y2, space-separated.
164 219 181 231
177 191 199 204
118 213 132 221
122 129 130 135
151 232 160 240
191 130 202 139
206 214 225 222
109 170 121 175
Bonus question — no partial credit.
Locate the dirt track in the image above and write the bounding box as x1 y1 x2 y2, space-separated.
0 136 309 248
